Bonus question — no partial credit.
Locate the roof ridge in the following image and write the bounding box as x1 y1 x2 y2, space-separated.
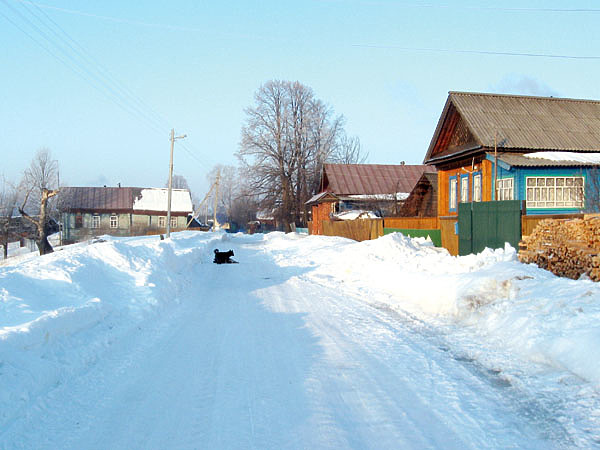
449 90 600 105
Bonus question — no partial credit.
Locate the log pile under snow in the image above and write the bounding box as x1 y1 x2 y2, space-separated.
518 215 600 281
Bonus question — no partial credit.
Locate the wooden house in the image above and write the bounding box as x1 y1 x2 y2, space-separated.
59 186 193 244
424 92 600 217
306 163 432 235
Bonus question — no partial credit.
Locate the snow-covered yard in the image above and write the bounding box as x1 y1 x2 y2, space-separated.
1 231 599 448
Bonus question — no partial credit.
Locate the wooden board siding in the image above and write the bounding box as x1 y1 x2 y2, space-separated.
322 219 383 241
310 201 335 235
437 159 493 217
440 216 459 256
384 217 439 230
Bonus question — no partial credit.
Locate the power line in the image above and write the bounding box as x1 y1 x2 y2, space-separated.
1 0 168 136
352 44 600 61
1 1 219 181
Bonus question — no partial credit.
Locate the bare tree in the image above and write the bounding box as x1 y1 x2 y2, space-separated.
165 174 190 190
0 176 19 259
207 164 238 223
329 133 368 165
19 149 60 255
237 80 345 231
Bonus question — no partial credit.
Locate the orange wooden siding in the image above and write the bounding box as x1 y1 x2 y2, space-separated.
437 159 494 217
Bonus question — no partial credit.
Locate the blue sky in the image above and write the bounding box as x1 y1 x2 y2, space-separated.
2 0 600 197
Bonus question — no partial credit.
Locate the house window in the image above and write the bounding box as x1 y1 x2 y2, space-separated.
473 173 482 202
496 178 514 201
75 214 83 228
526 176 584 209
158 216 166 228
449 177 458 211
460 175 469 203
170 217 177 228
110 215 118 229
92 215 100 229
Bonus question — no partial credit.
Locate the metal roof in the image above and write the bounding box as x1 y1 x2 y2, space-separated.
494 152 600 168
322 164 433 195
450 92 600 151
60 187 138 211
59 187 192 213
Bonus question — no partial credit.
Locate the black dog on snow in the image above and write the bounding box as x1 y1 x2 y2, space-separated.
213 249 237 264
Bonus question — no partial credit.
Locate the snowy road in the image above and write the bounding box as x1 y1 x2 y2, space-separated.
1 232 599 448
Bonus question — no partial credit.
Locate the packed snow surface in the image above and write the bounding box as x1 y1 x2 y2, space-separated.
1 231 600 448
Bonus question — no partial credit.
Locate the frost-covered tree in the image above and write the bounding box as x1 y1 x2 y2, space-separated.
238 80 358 230
19 149 60 255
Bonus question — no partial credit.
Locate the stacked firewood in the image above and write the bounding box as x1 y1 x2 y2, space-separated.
518 216 600 281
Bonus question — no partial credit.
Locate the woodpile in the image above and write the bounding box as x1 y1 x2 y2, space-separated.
519 215 600 281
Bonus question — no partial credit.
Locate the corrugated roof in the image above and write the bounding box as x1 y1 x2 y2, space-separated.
60 187 138 211
450 92 600 151
322 164 433 195
60 187 193 213
495 152 600 168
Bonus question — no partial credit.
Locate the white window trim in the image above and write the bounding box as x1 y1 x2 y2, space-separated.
473 173 482 202
170 216 177 228
158 216 166 228
496 178 514 201
526 176 584 209
110 215 118 229
460 176 469 203
92 214 100 229
449 178 457 210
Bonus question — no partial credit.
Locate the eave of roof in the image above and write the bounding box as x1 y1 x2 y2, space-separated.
491 152 600 168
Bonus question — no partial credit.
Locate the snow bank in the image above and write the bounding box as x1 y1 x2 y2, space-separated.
263 232 600 388
2 229 599 439
0 231 221 426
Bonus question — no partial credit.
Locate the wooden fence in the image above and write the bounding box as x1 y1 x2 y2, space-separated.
322 219 383 241
383 217 439 229
439 216 459 256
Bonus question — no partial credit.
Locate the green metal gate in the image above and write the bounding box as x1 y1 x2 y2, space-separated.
458 201 523 256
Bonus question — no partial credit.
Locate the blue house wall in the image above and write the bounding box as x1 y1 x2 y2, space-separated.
486 155 596 215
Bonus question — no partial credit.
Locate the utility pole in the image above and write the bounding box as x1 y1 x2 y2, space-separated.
166 128 186 238
494 130 498 201
213 168 220 231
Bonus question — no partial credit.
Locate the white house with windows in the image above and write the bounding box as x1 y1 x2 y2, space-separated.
59 186 193 244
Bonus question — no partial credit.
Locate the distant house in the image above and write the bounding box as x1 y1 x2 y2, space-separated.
306 163 432 235
424 92 600 217
59 187 193 243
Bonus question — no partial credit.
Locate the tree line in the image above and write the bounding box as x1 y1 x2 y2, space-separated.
1 80 365 258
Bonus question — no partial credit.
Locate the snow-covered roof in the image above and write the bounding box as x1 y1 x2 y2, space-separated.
59 187 193 214
344 193 410 201
523 152 600 164
494 152 600 168
133 188 193 213
333 210 380 220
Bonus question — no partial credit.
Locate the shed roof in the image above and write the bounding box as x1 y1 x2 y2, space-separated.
425 92 600 163
322 164 433 196
494 152 600 168
60 187 193 213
